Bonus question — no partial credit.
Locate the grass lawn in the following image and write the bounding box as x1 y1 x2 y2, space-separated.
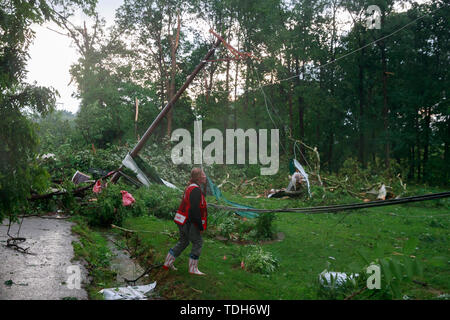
121 187 449 300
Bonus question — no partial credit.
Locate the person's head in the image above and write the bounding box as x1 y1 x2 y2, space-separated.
189 167 206 185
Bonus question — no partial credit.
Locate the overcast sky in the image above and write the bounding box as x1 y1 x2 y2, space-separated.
26 0 124 114
25 0 428 114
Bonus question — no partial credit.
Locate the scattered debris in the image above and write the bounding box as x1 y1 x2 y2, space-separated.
3 280 28 287
121 190 136 206
191 287 203 293
99 282 157 300
319 270 359 289
39 153 56 160
93 180 102 193
377 184 387 200
72 171 92 185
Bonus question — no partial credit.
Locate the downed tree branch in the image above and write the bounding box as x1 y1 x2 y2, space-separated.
4 216 35 255
123 263 163 285
27 170 117 201
111 224 165 235
321 176 364 199
344 286 368 300
287 135 323 187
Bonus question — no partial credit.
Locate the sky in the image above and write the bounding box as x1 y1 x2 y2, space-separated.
26 0 125 114
25 0 429 114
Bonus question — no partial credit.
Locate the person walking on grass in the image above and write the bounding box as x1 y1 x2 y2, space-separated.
163 168 208 275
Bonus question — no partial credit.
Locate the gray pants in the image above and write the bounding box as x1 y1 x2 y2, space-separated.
171 222 203 259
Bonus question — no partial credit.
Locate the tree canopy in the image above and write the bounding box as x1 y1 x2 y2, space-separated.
1 0 449 223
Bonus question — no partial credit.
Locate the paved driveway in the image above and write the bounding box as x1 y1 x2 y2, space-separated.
0 217 88 300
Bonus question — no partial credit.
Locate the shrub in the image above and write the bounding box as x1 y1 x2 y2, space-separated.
255 212 276 240
134 185 182 219
81 183 132 227
217 215 240 238
242 245 279 274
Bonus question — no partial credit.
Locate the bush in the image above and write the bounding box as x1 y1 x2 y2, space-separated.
80 182 183 227
217 215 240 238
241 245 279 274
255 212 276 240
81 183 132 227
134 185 182 219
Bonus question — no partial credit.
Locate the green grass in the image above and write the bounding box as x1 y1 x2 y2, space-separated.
121 188 449 300
70 216 117 299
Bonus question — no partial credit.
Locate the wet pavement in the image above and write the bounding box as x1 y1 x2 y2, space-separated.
0 217 88 300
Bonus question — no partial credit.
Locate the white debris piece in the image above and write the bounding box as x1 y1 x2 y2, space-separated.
319 270 358 289
40 153 56 160
99 282 157 300
377 184 387 200
72 170 92 185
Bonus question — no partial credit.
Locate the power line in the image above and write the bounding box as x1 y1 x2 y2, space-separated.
209 192 450 214
204 4 447 96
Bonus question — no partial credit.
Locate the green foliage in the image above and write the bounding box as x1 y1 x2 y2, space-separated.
354 239 424 299
132 185 182 219
0 0 98 223
0 108 50 223
255 212 276 240
36 110 79 152
79 181 182 227
240 245 279 275
317 271 363 300
71 216 117 300
216 214 240 238
81 183 131 227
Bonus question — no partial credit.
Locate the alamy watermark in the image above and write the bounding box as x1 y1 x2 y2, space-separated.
171 120 279 175
366 5 381 30
367 264 381 289
66 265 81 290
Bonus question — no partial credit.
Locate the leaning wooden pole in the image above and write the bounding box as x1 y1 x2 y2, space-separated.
111 37 223 183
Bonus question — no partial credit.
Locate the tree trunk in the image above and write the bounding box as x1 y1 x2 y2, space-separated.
225 57 230 130
295 57 306 161
357 20 366 168
445 117 450 183
166 12 181 137
422 105 431 180
379 11 390 170
328 132 334 171
409 144 415 180
288 85 293 137
415 114 421 181
234 33 240 129
358 60 366 168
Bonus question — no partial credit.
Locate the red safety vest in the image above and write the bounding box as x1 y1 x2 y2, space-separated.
174 184 208 231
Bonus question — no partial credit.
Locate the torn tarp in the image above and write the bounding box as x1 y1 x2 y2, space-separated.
99 282 157 300
286 159 311 197
122 153 178 189
71 171 92 185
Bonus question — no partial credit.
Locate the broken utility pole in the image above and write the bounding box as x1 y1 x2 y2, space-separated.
110 36 223 184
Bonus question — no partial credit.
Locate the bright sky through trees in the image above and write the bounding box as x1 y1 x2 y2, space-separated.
25 0 431 114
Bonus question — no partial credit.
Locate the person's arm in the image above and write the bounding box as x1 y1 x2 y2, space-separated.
189 188 204 231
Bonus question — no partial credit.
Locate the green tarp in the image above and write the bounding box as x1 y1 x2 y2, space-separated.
206 176 259 219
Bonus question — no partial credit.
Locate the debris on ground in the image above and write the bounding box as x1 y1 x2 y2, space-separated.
72 171 93 185
99 282 157 300
319 270 359 289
